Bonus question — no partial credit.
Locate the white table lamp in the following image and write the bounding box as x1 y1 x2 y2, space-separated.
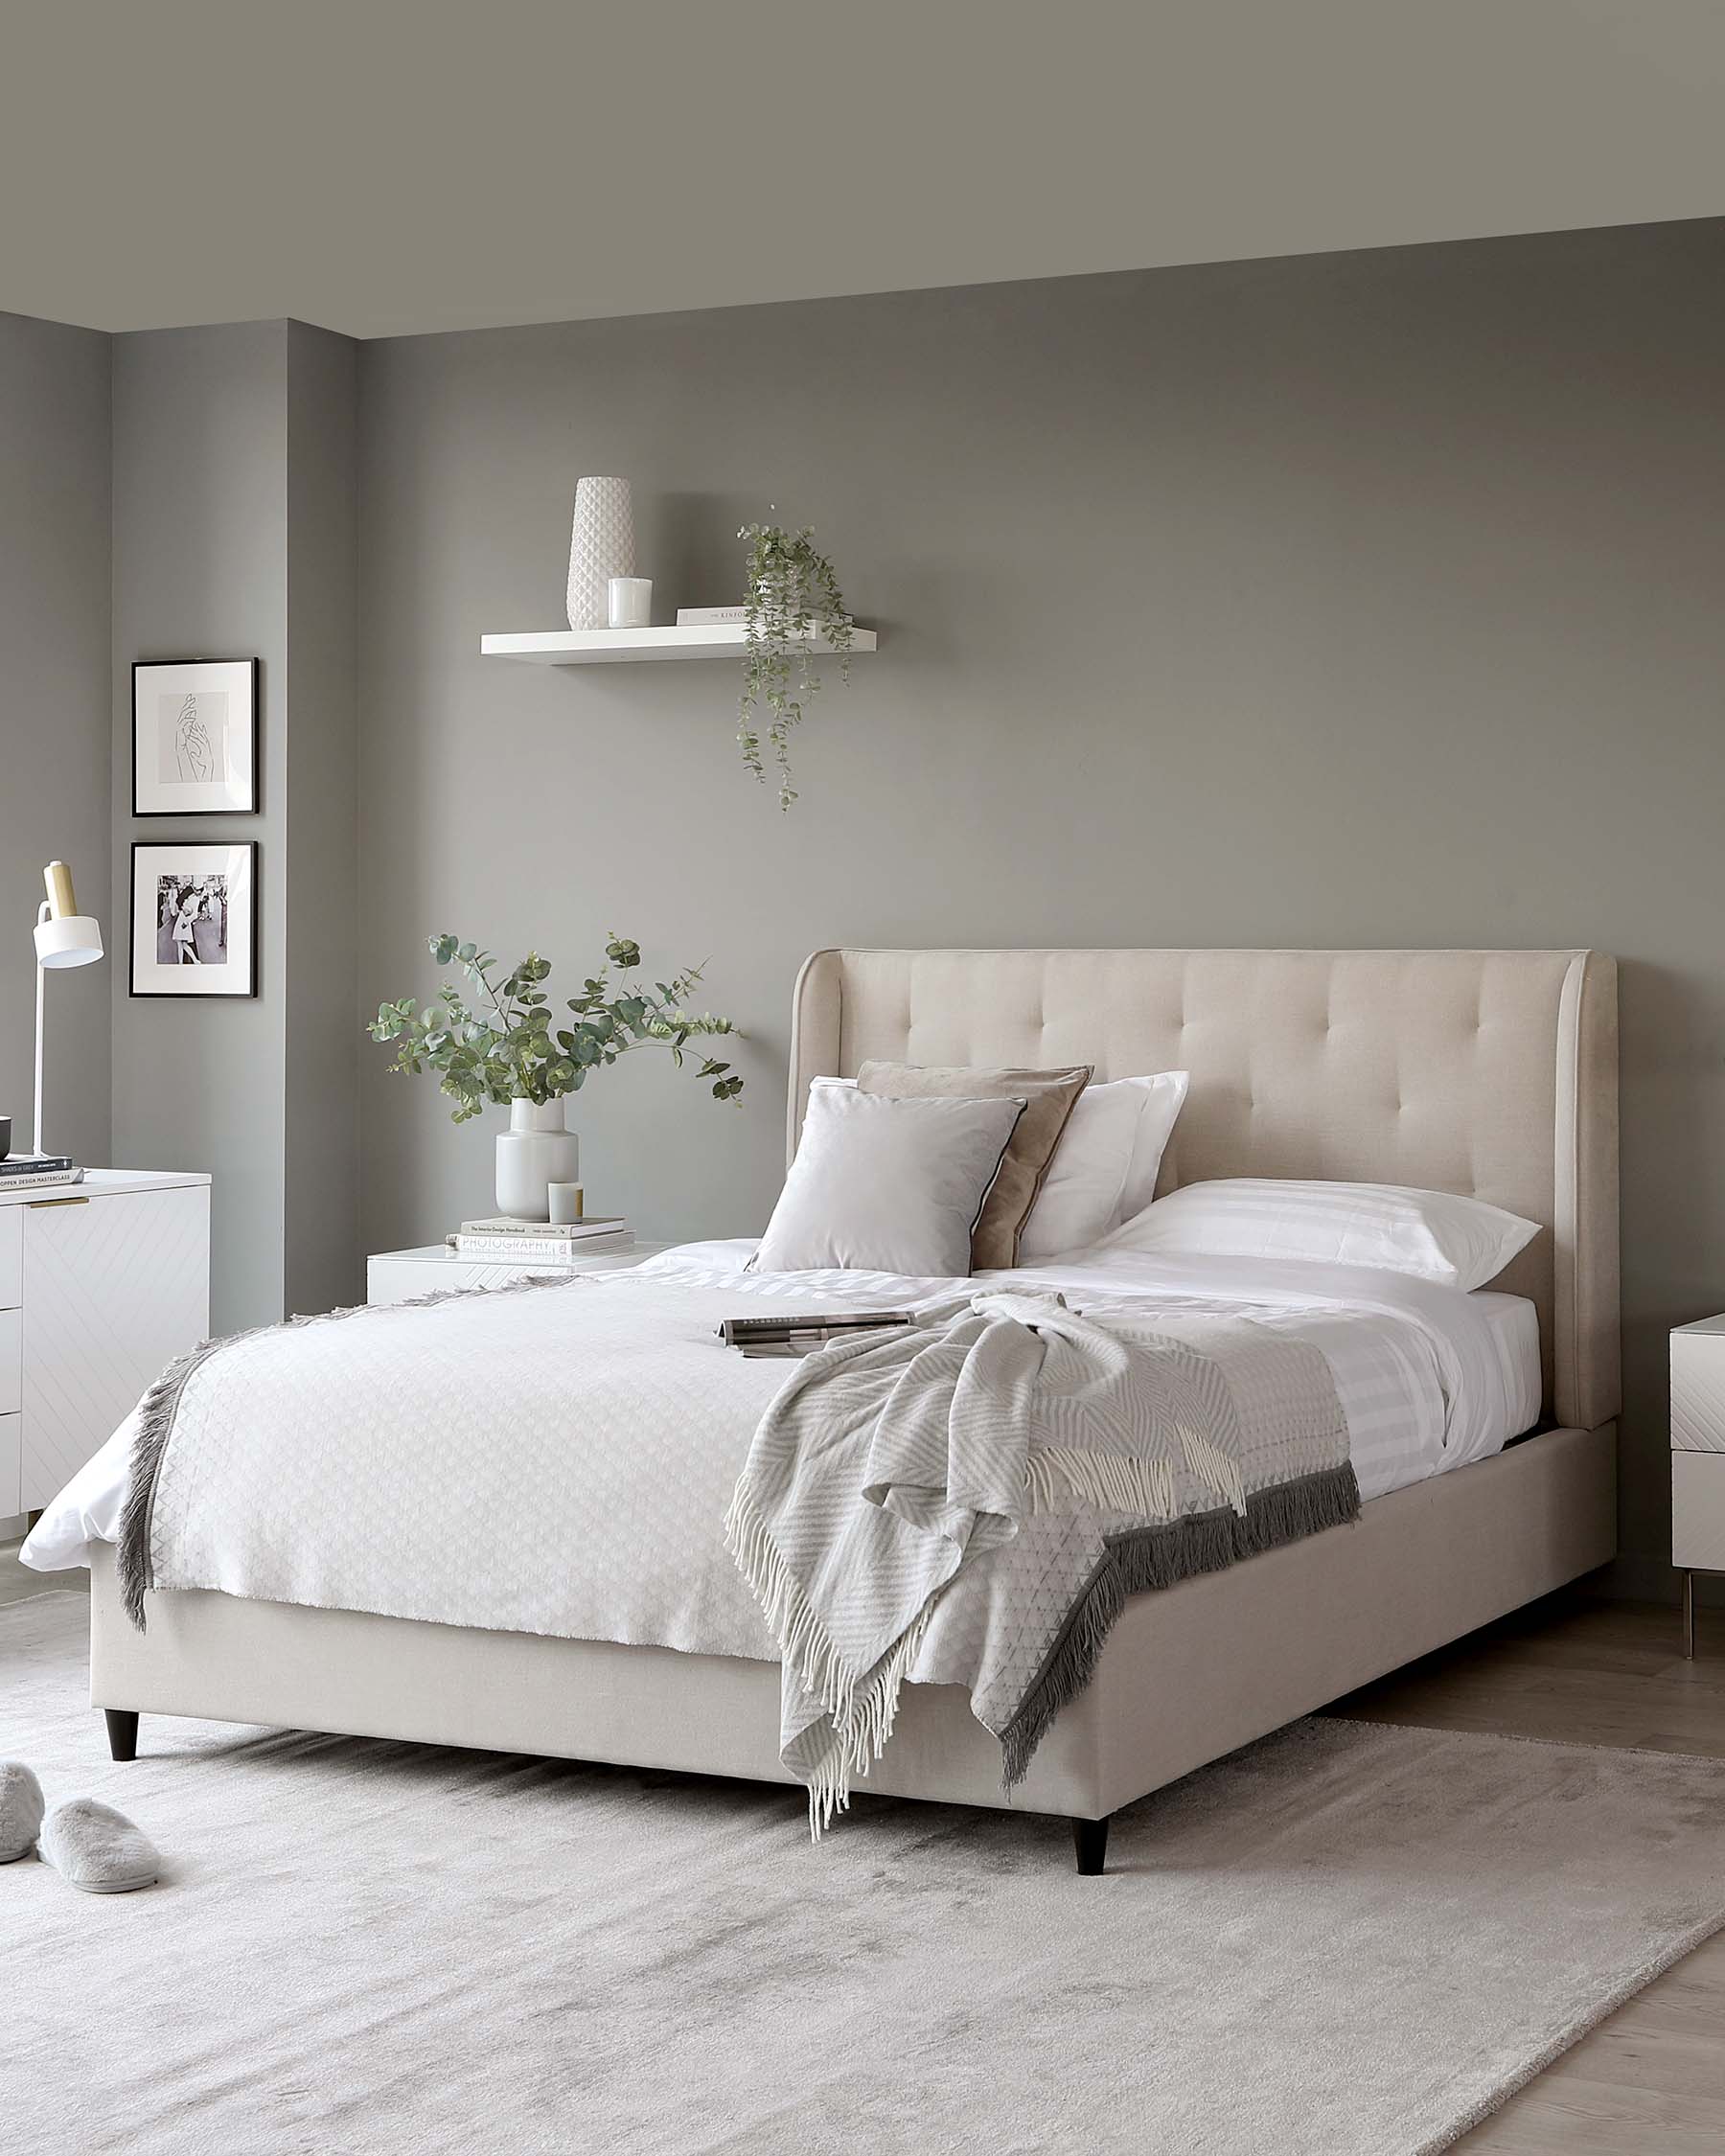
32 860 103 1159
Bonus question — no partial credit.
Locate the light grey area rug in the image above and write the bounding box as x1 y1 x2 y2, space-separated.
5 1593 1725 2156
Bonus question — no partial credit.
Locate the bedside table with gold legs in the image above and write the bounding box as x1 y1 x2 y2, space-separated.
1671 1316 1725 1658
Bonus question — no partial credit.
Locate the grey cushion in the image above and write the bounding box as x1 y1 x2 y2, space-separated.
856 1060 1092 1270
755 1085 1025 1276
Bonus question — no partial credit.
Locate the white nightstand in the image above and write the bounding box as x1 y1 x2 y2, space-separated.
367 1241 670 1308
1670 1315 1725 1655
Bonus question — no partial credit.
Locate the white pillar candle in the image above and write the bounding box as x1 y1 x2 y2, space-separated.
608 577 653 630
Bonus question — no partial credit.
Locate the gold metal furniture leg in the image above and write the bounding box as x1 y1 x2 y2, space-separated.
1685 1570 1695 1660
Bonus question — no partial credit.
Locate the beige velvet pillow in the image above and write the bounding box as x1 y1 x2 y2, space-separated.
855 1061 1093 1269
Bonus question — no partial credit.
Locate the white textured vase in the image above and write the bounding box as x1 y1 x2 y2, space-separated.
566 478 635 631
494 1100 580 1222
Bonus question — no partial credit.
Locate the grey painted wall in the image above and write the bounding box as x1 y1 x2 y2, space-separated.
110 322 291 1336
284 321 360 1316
356 219 1725 1595
110 319 363 1334
0 312 111 1172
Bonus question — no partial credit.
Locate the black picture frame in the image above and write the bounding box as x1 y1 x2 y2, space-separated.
129 840 259 999
131 657 260 816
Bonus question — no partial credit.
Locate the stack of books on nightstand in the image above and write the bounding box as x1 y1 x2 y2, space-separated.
448 1216 633 1263
0 1154 84 1193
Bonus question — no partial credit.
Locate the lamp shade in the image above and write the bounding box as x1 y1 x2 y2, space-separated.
34 914 103 969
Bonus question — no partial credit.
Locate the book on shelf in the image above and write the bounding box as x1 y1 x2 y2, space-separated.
718 1310 913 1359
0 1155 75 1177
459 1214 623 1242
0 1164 84 1193
450 1230 634 1262
675 605 750 627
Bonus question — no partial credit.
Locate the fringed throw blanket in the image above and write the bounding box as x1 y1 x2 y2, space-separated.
724 1291 1355 1831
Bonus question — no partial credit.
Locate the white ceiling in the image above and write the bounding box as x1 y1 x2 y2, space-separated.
6 0 1724 341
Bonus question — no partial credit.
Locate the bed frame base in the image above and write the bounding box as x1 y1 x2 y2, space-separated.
85 1422 1615 1873
104 1695 1119 1873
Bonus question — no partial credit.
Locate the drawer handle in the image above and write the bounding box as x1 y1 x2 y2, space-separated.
27 1195 90 1209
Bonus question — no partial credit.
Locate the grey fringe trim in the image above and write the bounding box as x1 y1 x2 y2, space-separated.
117 1333 232 1629
996 1459 1361 1791
116 1267 599 1631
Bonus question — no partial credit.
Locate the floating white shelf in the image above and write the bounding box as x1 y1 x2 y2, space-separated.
480 624 878 667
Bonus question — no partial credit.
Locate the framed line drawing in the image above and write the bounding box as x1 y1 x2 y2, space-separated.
131 658 258 815
130 841 258 998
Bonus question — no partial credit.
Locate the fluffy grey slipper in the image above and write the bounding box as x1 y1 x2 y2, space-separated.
38 1798 160 1893
0 1761 45 1863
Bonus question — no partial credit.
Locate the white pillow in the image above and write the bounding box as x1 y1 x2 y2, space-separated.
1105 1178 1540 1291
755 1084 1026 1276
1018 1072 1189 1264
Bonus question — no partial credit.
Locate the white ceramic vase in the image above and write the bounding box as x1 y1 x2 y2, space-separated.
494 1099 580 1222
566 478 635 631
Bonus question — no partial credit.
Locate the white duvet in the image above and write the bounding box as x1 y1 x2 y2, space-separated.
23 1240 1539 1616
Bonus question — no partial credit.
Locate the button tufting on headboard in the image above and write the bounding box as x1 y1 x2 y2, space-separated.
788 947 1620 1432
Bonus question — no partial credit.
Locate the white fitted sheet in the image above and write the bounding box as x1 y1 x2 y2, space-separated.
23 1241 1540 1576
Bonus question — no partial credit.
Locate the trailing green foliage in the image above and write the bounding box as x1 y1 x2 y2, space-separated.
738 519 854 810
369 931 743 1124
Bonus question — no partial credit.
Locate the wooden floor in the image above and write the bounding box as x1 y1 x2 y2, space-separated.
1323 1584 1725 2152
0 1536 86 1606
4 1540 1721 2145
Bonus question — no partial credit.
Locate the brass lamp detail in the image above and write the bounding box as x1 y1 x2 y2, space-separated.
44 860 79 919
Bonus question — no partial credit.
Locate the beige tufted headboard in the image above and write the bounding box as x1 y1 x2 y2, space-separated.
788 949 1620 1431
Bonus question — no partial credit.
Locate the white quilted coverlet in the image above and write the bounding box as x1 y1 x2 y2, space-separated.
28 1240 1538 1701
147 1273 794 1661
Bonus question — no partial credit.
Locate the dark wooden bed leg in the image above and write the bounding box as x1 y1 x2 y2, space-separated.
104 1709 139 1762
1071 1816 1110 1875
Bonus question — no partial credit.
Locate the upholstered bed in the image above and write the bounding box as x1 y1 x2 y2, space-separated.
77 947 1619 1872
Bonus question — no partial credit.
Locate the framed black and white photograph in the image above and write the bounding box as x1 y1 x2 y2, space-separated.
130 842 257 998
131 658 258 815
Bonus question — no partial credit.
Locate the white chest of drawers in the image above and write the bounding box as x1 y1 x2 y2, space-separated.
2 1169 211 1520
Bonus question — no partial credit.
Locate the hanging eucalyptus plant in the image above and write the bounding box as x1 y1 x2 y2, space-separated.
737 519 855 809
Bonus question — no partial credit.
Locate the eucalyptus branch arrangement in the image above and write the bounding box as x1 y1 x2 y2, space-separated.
738 519 855 809
369 932 743 1124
